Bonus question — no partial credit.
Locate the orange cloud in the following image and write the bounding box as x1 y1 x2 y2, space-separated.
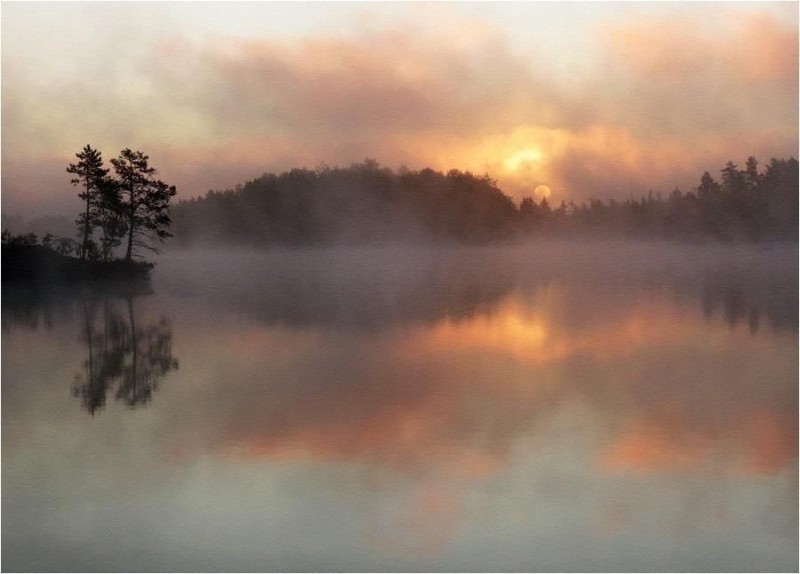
600 10 798 139
607 11 798 88
2 7 796 215
735 13 799 85
145 13 799 204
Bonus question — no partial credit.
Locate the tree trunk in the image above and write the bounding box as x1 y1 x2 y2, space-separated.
81 183 90 261
125 194 135 261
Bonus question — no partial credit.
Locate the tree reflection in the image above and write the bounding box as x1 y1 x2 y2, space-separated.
73 297 178 414
700 271 798 334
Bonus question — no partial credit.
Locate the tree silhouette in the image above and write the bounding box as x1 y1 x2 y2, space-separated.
95 176 127 261
67 145 108 260
110 149 177 260
744 156 761 191
762 157 799 240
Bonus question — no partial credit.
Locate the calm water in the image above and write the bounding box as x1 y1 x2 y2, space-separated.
2 241 797 572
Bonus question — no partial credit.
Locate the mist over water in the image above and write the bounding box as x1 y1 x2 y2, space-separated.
154 239 797 332
3 239 797 572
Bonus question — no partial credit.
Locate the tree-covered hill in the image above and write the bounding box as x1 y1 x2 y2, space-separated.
172 160 517 245
171 157 798 245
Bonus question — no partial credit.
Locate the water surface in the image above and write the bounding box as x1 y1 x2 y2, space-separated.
3 241 797 572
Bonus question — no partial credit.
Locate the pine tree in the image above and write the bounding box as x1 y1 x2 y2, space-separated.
67 145 108 260
110 149 177 260
744 156 761 191
96 176 126 261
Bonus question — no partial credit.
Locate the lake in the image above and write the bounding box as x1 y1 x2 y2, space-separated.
2 240 797 572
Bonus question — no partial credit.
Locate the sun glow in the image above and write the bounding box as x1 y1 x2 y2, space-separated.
534 184 552 199
503 148 543 172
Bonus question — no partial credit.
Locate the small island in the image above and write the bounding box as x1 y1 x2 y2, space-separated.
2 145 176 286
2 241 152 284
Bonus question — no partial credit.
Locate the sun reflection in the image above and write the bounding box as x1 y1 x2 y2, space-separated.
423 305 550 363
406 293 706 367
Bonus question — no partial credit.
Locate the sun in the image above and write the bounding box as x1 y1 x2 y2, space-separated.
503 148 543 172
534 184 552 199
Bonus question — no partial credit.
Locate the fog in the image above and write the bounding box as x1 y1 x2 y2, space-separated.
5 238 795 338
144 239 797 334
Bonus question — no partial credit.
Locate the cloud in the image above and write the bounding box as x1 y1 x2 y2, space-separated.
597 9 798 139
2 6 797 214
167 25 566 148
1 150 80 216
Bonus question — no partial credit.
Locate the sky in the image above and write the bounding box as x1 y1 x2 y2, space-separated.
2 1 798 218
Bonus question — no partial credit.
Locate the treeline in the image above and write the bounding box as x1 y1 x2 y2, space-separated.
526 156 798 241
171 156 798 245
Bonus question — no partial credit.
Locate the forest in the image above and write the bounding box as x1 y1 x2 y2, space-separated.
171 156 798 245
